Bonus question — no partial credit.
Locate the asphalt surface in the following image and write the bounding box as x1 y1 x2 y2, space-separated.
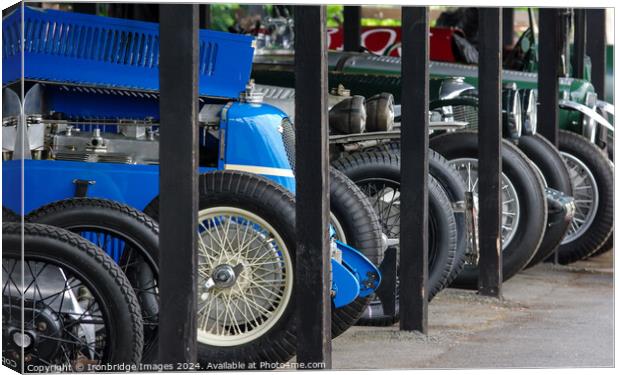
331 251 614 369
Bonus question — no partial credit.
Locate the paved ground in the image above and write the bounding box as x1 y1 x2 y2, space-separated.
331 251 614 369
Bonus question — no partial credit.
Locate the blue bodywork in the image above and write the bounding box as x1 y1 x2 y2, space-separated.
1 6 379 310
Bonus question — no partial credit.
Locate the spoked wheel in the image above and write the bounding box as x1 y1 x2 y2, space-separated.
194 206 293 347
555 131 614 263
144 171 298 367
448 158 521 248
2 223 143 372
561 153 599 244
26 199 160 363
328 168 383 337
430 131 547 287
517 134 574 268
333 151 457 326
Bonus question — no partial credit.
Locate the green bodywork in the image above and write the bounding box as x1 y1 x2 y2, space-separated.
252 51 595 133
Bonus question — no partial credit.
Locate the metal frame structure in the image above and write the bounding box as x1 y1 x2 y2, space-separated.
158 4 199 364
586 9 607 99
538 8 562 147
154 3 575 366
293 5 333 368
399 6 430 333
477 8 503 297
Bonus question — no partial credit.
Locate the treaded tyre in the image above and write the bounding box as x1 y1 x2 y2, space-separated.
2 222 143 371
26 198 160 362
430 130 547 287
328 167 383 337
517 134 574 268
556 130 614 263
144 169 383 340
332 151 457 326
2 206 20 222
145 171 298 367
368 142 468 285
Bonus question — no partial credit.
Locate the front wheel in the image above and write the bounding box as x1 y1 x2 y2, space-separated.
145 171 297 367
2 223 144 371
430 131 547 287
556 130 614 263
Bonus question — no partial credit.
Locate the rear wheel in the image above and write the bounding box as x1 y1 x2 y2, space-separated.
332 151 457 325
328 167 383 336
556 130 614 263
26 198 160 362
369 142 468 285
517 134 573 267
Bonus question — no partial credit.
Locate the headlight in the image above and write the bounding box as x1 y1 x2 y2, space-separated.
502 88 523 140
365 93 395 132
519 89 537 135
329 95 367 135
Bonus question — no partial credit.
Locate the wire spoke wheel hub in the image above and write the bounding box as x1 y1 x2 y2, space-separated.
449 158 521 249
560 152 599 244
195 207 293 347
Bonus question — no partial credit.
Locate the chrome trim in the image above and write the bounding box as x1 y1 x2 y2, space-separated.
559 99 614 131
596 100 615 116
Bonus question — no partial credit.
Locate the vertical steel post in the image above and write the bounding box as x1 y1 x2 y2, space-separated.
502 8 514 48
477 8 503 298
158 4 199 364
586 9 607 98
343 6 362 52
200 4 211 29
399 6 429 333
72 2 97 15
294 5 332 369
538 8 561 147
573 9 586 79
586 8 608 149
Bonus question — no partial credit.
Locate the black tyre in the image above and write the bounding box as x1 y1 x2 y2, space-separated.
369 142 468 285
359 176 457 326
145 171 298 367
2 222 143 371
430 131 547 287
26 198 160 362
332 151 458 300
517 134 573 267
2 206 20 222
556 130 614 263
328 167 383 336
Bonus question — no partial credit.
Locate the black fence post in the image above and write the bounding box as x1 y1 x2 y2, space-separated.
399 6 429 333
343 6 362 52
572 9 586 79
502 8 514 48
477 8 503 298
586 9 607 98
538 8 561 147
294 5 332 369
158 4 199 364
72 2 97 15
200 4 211 29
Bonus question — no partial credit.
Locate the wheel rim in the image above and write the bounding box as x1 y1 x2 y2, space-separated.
2 257 111 370
330 212 348 244
448 158 521 249
195 207 293 347
355 178 439 267
357 178 401 239
560 152 599 244
67 226 159 356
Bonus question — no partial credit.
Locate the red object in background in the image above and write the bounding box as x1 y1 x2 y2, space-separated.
328 26 464 63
